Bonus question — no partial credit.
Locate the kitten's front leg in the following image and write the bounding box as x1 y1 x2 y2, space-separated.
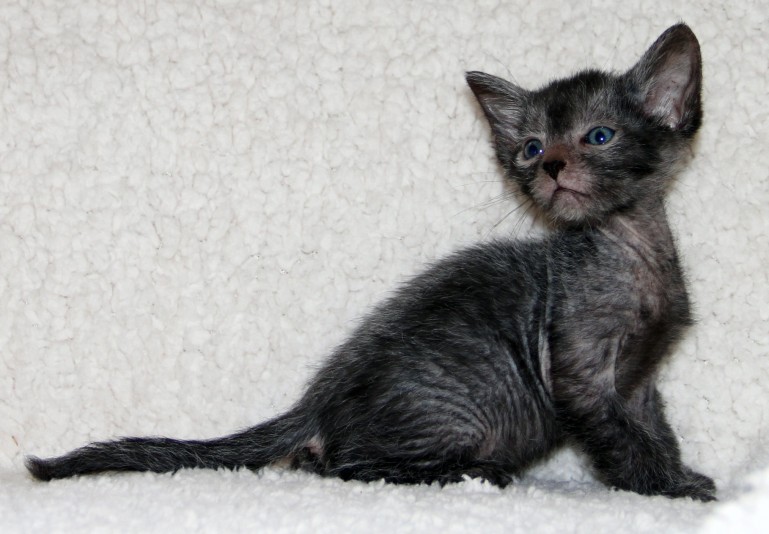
627 383 716 500
551 353 716 501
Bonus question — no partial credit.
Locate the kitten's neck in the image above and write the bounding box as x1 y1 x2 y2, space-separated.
597 199 678 264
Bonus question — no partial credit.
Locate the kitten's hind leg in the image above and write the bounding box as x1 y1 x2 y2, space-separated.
462 461 516 487
323 436 515 488
329 456 513 487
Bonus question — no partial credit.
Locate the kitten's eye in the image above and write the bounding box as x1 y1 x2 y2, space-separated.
523 139 544 160
585 126 615 145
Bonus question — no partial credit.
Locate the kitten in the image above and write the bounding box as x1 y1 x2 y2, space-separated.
26 24 716 501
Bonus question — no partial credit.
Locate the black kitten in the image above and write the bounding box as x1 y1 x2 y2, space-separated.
27 24 715 501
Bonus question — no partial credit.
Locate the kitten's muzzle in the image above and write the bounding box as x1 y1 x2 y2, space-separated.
543 159 566 179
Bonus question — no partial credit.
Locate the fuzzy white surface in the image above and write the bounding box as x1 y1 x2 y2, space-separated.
1 0 768 532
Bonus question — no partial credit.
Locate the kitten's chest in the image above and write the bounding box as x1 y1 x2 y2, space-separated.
547 218 691 388
585 225 687 326
550 214 690 338
622 250 680 322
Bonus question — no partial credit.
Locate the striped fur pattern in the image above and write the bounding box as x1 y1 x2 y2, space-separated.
27 24 715 501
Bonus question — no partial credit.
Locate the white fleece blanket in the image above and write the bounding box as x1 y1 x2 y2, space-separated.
2 0 768 532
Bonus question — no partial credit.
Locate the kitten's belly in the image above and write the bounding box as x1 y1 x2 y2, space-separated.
315 351 559 476
484 385 559 466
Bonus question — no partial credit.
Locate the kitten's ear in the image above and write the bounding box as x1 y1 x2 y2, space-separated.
626 24 702 135
465 71 527 129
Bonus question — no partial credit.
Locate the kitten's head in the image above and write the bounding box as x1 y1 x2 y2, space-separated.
466 24 702 226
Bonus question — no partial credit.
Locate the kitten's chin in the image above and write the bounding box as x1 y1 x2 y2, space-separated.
539 188 594 225
529 172 595 225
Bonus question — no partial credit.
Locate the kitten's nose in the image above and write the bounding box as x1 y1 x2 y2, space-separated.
542 159 566 179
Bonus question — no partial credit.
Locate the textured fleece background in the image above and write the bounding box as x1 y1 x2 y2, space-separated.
1 0 768 532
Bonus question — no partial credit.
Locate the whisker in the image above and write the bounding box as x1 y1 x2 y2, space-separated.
450 179 505 189
452 189 516 219
509 199 539 239
475 192 517 211
481 198 534 240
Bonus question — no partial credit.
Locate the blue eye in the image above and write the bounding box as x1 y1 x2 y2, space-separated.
523 139 544 159
585 126 615 145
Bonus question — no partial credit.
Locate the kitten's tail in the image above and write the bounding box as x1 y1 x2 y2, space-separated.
26 410 313 481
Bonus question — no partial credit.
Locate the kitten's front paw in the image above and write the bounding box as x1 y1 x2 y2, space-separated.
666 469 717 502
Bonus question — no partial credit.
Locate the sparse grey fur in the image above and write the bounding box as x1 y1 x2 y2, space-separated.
27 24 716 501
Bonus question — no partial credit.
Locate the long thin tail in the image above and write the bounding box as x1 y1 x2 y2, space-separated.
26 411 311 481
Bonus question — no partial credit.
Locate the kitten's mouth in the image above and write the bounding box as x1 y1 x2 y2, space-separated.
548 186 590 219
552 186 588 199
534 175 591 219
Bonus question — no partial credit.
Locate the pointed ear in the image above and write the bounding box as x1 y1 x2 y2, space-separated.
626 24 702 135
465 71 527 130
